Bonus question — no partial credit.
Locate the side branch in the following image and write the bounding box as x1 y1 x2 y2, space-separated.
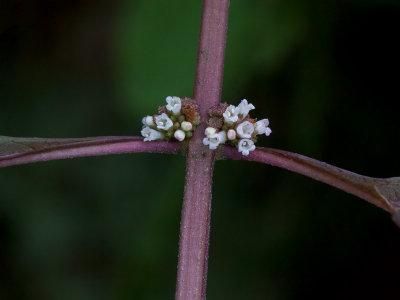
221 146 400 226
0 136 181 168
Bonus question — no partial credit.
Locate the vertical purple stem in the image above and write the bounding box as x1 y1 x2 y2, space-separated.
193 0 230 120
175 1 230 299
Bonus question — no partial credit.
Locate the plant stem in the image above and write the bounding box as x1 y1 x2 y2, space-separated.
176 1 230 299
193 0 230 120
221 146 393 210
0 136 180 168
222 146 400 226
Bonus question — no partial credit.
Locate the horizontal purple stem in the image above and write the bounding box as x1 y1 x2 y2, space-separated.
0 136 181 168
221 146 396 212
2 135 398 226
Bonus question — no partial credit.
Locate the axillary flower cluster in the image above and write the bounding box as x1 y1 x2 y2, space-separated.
141 97 271 156
141 96 200 142
203 99 271 156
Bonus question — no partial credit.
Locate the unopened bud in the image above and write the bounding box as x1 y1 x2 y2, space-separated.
181 121 193 131
142 116 154 126
227 129 236 140
174 129 186 141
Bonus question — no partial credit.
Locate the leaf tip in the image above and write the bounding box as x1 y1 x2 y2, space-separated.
374 177 400 228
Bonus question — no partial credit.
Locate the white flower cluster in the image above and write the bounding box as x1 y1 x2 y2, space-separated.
141 96 200 142
203 99 271 156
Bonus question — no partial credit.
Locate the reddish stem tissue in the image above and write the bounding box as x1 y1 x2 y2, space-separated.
1 0 398 299
176 1 230 300
0 136 180 168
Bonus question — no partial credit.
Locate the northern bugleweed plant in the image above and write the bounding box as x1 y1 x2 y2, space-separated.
1 1 399 299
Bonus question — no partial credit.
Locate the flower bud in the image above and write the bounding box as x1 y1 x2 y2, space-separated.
255 119 270 135
174 129 186 141
218 131 227 144
142 116 154 126
181 121 193 131
227 129 236 140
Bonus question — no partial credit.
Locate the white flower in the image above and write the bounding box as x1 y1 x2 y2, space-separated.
174 129 186 141
237 99 255 118
265 127 272 136
227 129 236 140
203 134 219 150
218 131 227 144
255 119 270 135
166 96 181 115
141 126 164 141
203 131 227 150
204 127 217 136
223 105 239 124
238 139 255 156
181 121 193 131
142 115 154 127
155 113 173 130
236 121 254 138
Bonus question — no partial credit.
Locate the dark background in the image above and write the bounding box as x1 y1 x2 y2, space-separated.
1 0 399 299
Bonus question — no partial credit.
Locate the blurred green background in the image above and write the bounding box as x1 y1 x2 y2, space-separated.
1 0 400 299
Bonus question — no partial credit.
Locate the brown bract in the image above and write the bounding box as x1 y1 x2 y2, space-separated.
181 97 199 123
205 102 229 129
208 102 229 117
207 117 224 129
